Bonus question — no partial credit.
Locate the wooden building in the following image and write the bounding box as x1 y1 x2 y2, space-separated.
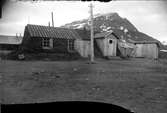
0 35 22 56
95 32 118 57
22 24 91 57
23 24 160 60
133 41 159 59
94 31 135 58
74 30 91 57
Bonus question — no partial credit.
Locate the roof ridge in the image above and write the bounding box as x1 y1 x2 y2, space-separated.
25 24 90 40
27 24 75 30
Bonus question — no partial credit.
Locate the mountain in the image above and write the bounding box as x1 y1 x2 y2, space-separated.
62 13 138 32
61 12 164 48
161 41 167 50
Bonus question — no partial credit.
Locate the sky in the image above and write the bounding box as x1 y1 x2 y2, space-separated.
0 1 167 42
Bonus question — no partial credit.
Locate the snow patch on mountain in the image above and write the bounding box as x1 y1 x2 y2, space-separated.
135 36 138 39
75 23 86 29
127 34 131 38
120 26 124 30
124 28 128 34
162 41 167 45
106 27 111 30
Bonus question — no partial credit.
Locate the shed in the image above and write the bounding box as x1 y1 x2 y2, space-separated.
22 24 91 57
133 41 159 59
95 31 118 57
0 35 22 55
0 35 22 49
94 31 135 58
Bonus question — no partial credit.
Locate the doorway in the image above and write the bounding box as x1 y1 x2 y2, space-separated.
107 39 116 56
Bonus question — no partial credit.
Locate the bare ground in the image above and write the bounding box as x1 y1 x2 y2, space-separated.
0 58 167 113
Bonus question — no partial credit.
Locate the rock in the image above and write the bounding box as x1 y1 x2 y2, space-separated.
154 87 162 90
51 75 60 79
85 78 89 80
101 70 105 73
73 68 78 71
18 54 25 60
33 72 40 75
32 70 46 75
55 75 60 78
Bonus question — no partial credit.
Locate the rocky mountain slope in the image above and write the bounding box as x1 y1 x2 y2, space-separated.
161 41 167 50
61 12 164 49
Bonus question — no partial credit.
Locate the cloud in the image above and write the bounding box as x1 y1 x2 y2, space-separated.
0 22 25 35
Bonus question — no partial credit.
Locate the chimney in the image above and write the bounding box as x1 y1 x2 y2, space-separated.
51 12 54 27
48 21 50 27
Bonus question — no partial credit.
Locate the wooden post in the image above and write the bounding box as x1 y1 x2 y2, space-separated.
89 3 94 63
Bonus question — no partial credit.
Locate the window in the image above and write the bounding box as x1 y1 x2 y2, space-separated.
109 40 113 44
68 40 75 52
42 38 53 49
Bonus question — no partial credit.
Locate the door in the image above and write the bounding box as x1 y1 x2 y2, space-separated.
107 39 116 56
136 44 143 57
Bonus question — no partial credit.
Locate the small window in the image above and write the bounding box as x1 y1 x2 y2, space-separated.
42 38 53 49
68 40 75 52
109 40 113 44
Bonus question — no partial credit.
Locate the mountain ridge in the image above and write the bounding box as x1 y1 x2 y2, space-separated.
61 12 165 49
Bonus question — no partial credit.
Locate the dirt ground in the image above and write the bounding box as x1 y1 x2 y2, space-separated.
1 58 167 113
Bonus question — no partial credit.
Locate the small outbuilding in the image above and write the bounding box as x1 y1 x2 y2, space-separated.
0 35 22 56
94 31 135 58
133 41 160 59
0 35 22 50
95 32 118 57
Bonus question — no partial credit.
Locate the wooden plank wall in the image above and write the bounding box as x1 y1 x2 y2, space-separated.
135 43 158 59
96 39 105 56
74 39 90 57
